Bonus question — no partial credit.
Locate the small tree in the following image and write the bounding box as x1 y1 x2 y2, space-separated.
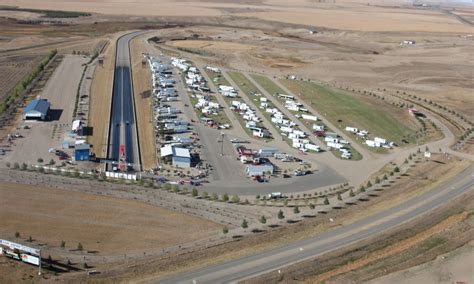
222 193 229 202
15 232 20 238
394 166 400 173
241 219 248 229
222 226 229 234
367 181 372 188
37 158 43 163
20 163 27 170
49 159 55 165
277 210 285 219
211 193 218 201
77 243 83 251
293 206 300 214
192 188 199 197
283 199 289 207
5 162 11 168
28 236 32 242
230 195 240 204
259 216 267 224
349 189 355 197
60 240 66 248
202 191 209 199
309 203 315 209
172 185 180 193
375 177 380 184
324 196 330 205
337 193 342 201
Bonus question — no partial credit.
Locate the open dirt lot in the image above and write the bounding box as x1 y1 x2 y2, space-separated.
0 181 222 256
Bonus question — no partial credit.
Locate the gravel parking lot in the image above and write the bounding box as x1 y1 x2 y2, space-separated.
2 55 88 165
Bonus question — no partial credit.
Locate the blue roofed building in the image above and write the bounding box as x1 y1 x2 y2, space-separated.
74 143 90 161
23 99 50 120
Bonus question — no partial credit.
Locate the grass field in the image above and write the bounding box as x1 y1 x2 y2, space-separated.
251 74 363 160
281 79 417 146
205 70 230 87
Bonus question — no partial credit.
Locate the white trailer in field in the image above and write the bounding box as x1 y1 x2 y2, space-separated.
345 126 358 133
327 141 343 149
374 137 387 144
302 114 318 121
313 124 325 131
304 143 320 152
292 129 306 137
280 126 293 133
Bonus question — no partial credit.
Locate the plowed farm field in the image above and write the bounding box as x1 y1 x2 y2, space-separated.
0 54 44 101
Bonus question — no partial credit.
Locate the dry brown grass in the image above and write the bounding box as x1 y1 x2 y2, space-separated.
305 212 468 283
0 181 221 255
87 37 115 158
130 37 156 170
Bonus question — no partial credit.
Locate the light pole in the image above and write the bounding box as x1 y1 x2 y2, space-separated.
220 132 225 156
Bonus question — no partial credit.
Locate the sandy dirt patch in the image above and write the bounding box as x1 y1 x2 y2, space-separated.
0 181 222 255
167 39 256 51
130 35 157 170
88 37 115 158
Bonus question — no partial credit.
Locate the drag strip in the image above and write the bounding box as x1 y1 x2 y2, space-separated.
107 31 143 170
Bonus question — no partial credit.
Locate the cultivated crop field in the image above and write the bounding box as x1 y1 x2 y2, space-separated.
281 79 418 146
0 54 44 101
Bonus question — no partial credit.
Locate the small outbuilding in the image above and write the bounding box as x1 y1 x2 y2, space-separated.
23 99 50 120
74 143 90 161
246 164 274 177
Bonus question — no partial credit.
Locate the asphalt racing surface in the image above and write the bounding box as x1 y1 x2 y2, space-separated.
157 164 473 284
108 31 143 169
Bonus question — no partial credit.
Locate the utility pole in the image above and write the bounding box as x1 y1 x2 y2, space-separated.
220 132 225 156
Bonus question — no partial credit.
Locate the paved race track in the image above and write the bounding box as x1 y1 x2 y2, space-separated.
107 32 142 169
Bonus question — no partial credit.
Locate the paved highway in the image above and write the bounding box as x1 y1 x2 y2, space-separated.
157 164 473 283
108 31 143 170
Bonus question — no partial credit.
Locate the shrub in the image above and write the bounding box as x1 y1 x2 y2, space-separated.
241 219 248 229
231 195 240 203
309 203 315 209
222 226 229 234
259 216 267 224
277 210 285 219
192 188 199 197
77 243 83 251
324 196 330 205
222 193 229 202
293 206 300 214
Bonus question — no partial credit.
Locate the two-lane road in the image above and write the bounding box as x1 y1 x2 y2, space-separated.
108 31 143 170
157 164 473 283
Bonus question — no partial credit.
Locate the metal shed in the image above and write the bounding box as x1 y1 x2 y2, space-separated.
23 99 50 120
